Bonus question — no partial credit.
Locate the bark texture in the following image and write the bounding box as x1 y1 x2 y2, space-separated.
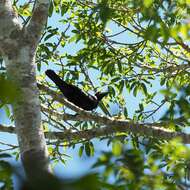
0 0 51 179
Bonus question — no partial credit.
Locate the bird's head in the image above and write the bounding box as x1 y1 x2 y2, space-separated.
95 91 109 101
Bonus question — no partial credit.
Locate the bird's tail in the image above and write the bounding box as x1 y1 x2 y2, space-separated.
45 69 67 89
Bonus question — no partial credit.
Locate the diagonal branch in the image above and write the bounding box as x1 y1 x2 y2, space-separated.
41 105 81 121
0 124 15 133
0 0 22 50
26 0 50 45
1 119 190 144
175 39 190 52
38 84 190 143
48 124 190 144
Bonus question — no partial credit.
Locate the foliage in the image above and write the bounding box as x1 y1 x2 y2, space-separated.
0 74 19 107
0 153 101 190
0 153 13 190
0 73 20 119
93 138 190 190
1 0 190 189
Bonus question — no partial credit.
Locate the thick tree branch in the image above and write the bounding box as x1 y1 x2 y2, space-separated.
38 84 190 143
26 0 50 45
0 124 15 133
0 0 21 31
0 0 22 53
0 0 51 177
49 124 190 144
1 118 190 144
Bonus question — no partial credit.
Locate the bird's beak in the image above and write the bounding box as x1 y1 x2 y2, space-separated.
95 91 109 101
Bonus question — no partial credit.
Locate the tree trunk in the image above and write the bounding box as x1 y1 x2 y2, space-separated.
0 0 51 180
4 51 50 178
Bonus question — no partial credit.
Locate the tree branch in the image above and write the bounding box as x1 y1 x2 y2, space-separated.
41 105 82 121
0 0 22 51
0 124 15 133
175 39 190 52
38 84 190 143
1 118 190 144
26 0 50 45
48 124 190 144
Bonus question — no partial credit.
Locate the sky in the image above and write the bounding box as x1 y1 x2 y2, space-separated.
0 5 113 181
0 1 170 188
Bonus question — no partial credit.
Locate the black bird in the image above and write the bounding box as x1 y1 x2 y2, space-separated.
45 69 108 111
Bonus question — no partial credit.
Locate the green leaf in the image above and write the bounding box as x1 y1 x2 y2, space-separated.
0 74 20 106
124 107 128 117
112 140 122 156
140 83 148 95
68 35 78 43
144 0 153 8
118 80 124 93
37 62 41 72
89 142 94 156
61 3 69 16
0 160 12 177
97 0 112 28
133 85 139 97
85 143 91 157
0 154 11 158
3 105 11 118
160 78 166 86
139 103 144 111
48 0 54 17
111 77 120 83
79 145 84 157
130 81 136 91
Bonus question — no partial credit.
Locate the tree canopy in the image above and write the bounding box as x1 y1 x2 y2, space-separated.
0 0 190 189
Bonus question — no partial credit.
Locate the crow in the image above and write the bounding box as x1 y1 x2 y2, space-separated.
45 69 108 111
